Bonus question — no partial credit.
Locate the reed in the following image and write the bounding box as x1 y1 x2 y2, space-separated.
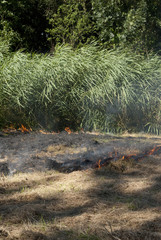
1 41 161 133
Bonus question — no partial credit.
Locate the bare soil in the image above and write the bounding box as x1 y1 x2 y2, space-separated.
1 131 161 239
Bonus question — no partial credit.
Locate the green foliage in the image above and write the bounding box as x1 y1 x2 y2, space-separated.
91 0 161 52
0 0 51 51
0 21 21 50
1 42 161 134
47 0 97 48
0 0 161 52
91 0 125 48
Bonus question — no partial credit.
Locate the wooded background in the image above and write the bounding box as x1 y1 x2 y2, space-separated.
1 0 161 53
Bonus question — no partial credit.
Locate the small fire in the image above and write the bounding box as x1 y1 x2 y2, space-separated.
148 146 157 155
2 124 32 134
3 124 16 133
97 159 101 169
121 153 136 161
94 145 161 171
18 124 31 133
65 127 72 134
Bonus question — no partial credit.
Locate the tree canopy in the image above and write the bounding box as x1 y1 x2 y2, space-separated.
0 0 161 52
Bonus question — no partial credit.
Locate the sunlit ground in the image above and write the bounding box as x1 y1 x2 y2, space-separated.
1 132 161 239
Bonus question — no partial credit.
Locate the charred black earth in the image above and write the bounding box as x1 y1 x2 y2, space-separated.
0 131 161 175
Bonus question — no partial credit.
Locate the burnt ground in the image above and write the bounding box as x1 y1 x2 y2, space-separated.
1 131 161 174
1 131 161 239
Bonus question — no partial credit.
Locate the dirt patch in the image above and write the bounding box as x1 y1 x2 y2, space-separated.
1 132 161 239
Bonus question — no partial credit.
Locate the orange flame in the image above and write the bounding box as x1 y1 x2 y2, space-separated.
3 124 32 134
3 124 17 133
18 124 30 133
148 146 157 155
65 127 72 134
121 154 136 161
97 159 101 169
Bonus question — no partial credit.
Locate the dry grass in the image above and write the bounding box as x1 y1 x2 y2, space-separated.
1 133 161 239
1 155 161 240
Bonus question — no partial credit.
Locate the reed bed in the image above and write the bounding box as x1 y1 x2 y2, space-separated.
1 41 161 133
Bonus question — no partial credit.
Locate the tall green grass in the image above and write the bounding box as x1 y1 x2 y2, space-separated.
1 41 161 133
